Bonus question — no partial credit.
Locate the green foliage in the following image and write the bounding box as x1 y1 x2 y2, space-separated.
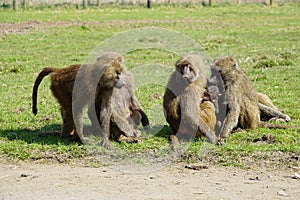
0 4 299 168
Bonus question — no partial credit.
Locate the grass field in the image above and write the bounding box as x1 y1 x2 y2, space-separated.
0 3 299 169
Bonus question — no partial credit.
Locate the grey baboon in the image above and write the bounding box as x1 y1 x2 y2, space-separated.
207 64 227 135
89 71 150 143
32 52 126 149
211 55 292 143
163 54 218 146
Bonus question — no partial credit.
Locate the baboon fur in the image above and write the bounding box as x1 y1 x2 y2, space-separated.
163 54 217 145
211 55 291 143
32 52 126 149
90 71 150 143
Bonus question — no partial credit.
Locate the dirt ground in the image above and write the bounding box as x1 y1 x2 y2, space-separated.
0 162 300 200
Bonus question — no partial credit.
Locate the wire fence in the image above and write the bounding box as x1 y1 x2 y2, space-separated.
1 0 298 9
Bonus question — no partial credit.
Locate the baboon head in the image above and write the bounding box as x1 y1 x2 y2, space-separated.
97 52 126 89
212 55 239 77
175 54 206 83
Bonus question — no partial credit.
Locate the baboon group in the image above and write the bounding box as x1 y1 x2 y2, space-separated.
32 52 291 149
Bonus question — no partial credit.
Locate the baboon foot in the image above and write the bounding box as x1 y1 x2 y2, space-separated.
170 135 180 150
133 129 142 137
118 135 142 143
231 128 247 134
216 137 227 145
205 133 218 144
269 116 290 123
101 139 114 150
70 134 83 143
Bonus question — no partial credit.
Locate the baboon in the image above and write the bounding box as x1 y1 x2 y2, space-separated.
211 55 291 143
207 64 227 135
257 92 291 122
206 83 290 134
89 71 150 143
163 54 218 146
32 52 126 149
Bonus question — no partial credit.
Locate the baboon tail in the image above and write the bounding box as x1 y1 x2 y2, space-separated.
139 110 150 129
32 67 56 115
259 122 294 129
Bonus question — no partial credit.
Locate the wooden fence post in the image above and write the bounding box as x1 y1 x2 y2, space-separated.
13 0 17 10
270 0 274 5
209 0 214 7
83 0 88 9
23 0 27 9
147 0 152 8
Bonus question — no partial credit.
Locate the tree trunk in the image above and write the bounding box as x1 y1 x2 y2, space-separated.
209 0 214 7
270 0 274 5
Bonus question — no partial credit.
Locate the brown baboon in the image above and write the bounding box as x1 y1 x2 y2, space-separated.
32 52 126 149
163 54 217 146
89 71 149 143
211 55 291 143
257 92 291 122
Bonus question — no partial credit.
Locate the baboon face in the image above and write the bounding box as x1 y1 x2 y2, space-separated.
102 59 126 89
175 57 199 83
213 56 238 75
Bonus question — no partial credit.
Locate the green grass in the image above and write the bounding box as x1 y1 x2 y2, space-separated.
0 3 299 168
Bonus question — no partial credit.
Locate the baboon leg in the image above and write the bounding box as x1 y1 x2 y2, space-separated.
170 135 180 150
112 112 135 137
72 106 85 143
180 89 217 144
130 95 150 128
219 107 240 141
52 87 75 138
60 107 75 138
99 96 113 149
257 92 278 110
88 103 102 134
259 103 290 122
246 108 260 130
198 118 217 143
72 95 87 143
130 111 142 129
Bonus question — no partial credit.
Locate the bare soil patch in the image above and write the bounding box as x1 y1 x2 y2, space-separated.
1 162 300 199
0 19 207 38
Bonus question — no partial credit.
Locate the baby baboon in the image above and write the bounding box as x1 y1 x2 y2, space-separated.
257 92 291 122
90 71 149 142
32 52 126 149
199 100 217 135
163 54 217 145
211 55 291 143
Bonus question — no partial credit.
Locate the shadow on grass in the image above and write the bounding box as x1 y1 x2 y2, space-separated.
0 124 77 145
0 124 173 146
